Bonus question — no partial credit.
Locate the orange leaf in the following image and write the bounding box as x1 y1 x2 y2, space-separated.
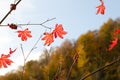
17 28 32 41
96 1 105 15
42 32 54 46
108 38 118 51
52 24 67 39
113 29 120 36
0 54 13 68
0 48 16 68
9 48 17 55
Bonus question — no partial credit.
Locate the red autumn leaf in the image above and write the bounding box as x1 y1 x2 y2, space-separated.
113 29 120 36
52 24 67 39
8 23 17 29
0 54 13 68
17 28 32 41
108 38 118 51
42 32 54 46
0 48 16 68
9 48 17 55
96 1 105 15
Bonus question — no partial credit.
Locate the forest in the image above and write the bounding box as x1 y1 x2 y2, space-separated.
0 18 120 80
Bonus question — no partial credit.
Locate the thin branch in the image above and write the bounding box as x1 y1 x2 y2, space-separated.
19 35 42 76
40 18 56 24
0 0 21 24
24 35 43 62
20 44 25 61
20 44 27 80
20 44 25 73
18 18 56 29
67 58 76 80
19 24 51 29
0 18 56 29
79 56 120 80
66 47 83 80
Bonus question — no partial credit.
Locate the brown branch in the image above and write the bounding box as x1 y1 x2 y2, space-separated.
66 48 83 80
53 62 62 80
67 58 76 80
79 56 120 80
0 0 21 24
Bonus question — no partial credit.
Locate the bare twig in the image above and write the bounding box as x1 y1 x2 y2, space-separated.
25 35 43 62
0 0 21 24
66 57 76 80
40 18 56 24
20 44 25 61
19 34 42 77
20 44 25 73
0 18 56 29
17 18 56 29
79 56 120 80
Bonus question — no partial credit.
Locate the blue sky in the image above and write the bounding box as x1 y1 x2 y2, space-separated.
0 0 120 75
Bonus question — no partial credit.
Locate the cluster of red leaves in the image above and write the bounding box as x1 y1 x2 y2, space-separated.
108 29 120 51
7 0 106 43
0 48 16 68
42 24 67 46
96 1 105 15
8 23 67 45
